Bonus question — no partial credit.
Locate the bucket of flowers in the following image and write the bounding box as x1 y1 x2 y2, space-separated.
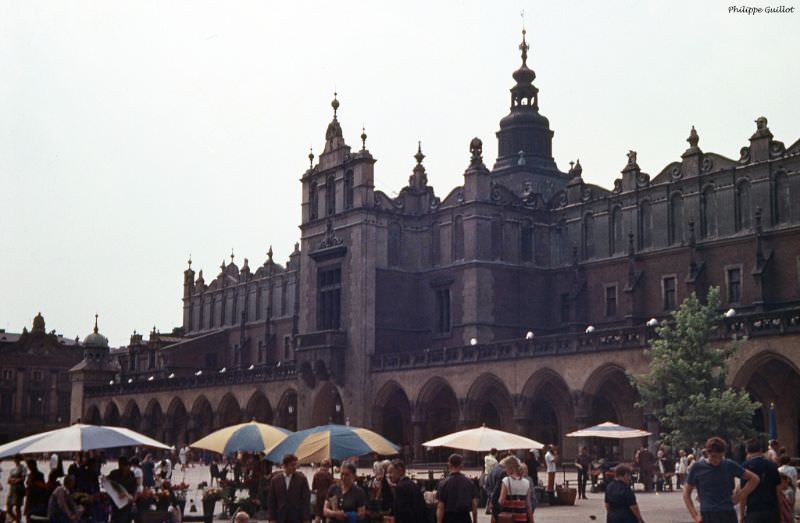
201 487 222 523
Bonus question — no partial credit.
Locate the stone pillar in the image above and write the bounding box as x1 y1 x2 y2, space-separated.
411 416 426 464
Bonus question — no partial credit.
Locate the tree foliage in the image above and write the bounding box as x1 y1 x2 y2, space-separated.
630 287 758 449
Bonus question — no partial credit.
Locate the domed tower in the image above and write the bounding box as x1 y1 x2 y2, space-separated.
69 315 117 424
492 29 566 201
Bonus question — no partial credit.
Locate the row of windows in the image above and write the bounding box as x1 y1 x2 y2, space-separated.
191 281 293 331
1 369 44 381
309 171 355 220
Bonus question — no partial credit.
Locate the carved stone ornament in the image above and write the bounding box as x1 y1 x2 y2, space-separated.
491 182 502 201
557 192 568 208
457 191 465 203
469 137 483 166
739 146 751 163
636 172 650 188
770 141 786 159
319 220 344 249
581 186 593 201
613 179 623 194
430 197 441 209
701 157 713 173
670 165 682 180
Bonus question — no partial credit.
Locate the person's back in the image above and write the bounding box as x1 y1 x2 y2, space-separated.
436 454 478 523
741 438 781 522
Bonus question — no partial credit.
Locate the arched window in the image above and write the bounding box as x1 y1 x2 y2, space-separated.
774 172 791 224
491 214 503 260
325 175 336 215
735 181 752 232
639 200 652 249
582 212 595 259
669 193 684 245
520 219 533 263
452 215 464 260
387 222 401 267
344 170 354 209
700 185 717 238
610 206 623 255
309 183 318 220
431 221 441 266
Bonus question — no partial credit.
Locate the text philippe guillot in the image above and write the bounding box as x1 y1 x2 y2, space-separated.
729 5 796 14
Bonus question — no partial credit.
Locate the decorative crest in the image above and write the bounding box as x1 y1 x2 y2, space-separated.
469 137 483 166
361 126 367 151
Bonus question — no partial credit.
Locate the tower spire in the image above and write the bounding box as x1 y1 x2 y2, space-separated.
94 314 99 334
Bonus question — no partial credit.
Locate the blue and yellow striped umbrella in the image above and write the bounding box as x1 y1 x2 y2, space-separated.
264 424 399 464
190 421 291 455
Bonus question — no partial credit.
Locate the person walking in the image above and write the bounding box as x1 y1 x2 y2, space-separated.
6 454 28 523
323 461 366 522
497 456 533 523
740 437 780 523
576 446 591 500
47 475 79 523
544 445 558 504
388 459 425 523
604 464 644 523
436 454 478 523
267 454 310 523
676 450 688 489
141 454 156 489
683 436 760 523
635 446 655 493
311 459 334 523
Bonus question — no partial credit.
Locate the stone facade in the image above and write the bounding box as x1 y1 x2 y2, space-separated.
75 33 800 460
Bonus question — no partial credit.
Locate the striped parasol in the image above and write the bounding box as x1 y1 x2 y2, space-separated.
190 421 291 455
264 424 398 464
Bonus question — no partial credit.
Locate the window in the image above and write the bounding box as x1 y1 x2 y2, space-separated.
669 193 684 245
1 369 13 381
344 170 354 209
0 392 12 417
662 276 677 311
727 267 742 304
309 183 318 220
318 266 342 330
560 293 570 323
28 394 43 417
610 207 623 255
284 336 292 360
434 288 451 334
582 213 594 259
639 200 652 249
774 172 790 224
452 216 464 260
605 285 617 318
148 352 156 369
281 279 288 316
736 181 752 231
257 341 264 363
701 186 717 238
326 175 336 216
431 222 441 266
520 219 533 263
491 214 503 260
388 222 402 267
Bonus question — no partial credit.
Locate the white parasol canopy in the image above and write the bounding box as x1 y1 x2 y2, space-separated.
0 423 170 458
565 421 651 439
423 425 544 451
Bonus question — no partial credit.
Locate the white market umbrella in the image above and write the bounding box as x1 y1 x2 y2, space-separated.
423 425 544 451
565 421 651 439
0 423 170 459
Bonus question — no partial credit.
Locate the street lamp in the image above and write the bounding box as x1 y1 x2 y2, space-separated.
725 308 736 318
646 318 658 327
525 331 534 340
585 325 595 334
469 338 478 346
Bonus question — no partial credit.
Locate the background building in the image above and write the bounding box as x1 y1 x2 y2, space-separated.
73 34 800 460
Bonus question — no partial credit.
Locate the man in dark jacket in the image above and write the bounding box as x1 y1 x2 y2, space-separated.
389 460 425 523
267 454 310 523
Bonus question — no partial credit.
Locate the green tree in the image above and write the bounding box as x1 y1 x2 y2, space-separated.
630 287 758 449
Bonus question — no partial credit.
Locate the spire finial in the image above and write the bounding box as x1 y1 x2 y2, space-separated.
331 92 339 119
230 248 235 264
187 254 192 269
308 147 314 169
94 314 99 334
415 141 425 165
519 11 529 66
687 125 699 148
361 126 367 151
267 245 274 261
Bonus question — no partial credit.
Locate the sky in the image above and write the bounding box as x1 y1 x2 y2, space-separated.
1 1 798 347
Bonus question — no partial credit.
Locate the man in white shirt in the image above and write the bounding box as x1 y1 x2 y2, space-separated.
545 445 558 503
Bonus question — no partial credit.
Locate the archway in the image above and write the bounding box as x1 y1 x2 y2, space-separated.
166 398 188 447
733 352 800 456
373 381 412 453
465 373 513 430
143 400 165 440
245 391 273 423
122 401 142 432
104 402 120 426
311 382 345 426
217 394 243 429
275 389 298 432
416 377 460 463
84 404 101 425
190 396 214 441
522 369 574 456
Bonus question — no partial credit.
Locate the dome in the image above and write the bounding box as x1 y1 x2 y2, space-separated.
512 64 536 85
499 107 550 129
83 315 109 348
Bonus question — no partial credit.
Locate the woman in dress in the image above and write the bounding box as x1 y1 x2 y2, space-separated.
324 462 366 522
498 456 533 523
604 465 644 523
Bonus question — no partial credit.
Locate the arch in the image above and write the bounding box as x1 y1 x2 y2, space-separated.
311 382 345 426
275 389 298 432
190 396 214 441
84 404 102 425
244 390 273 424
104 402 120 426
669 192 684 245
736 180 752 231
372 381 412 450
122 400 142 432
521 369 573 452
143 399 164 439
464 373 513 431
216 393 243 429
639 200 652 249
732 351 800 455
416 377 461 462
700 185 717 238
166 398 188 447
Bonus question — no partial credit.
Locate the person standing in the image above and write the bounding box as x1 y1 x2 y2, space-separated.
497 456 533 523
267 454 310 523
311 459 334 523
683 437 760 523
389 460 425 523
576 446 592 500
739 437 780 523
6 454 27 523
323 461 367 522
676 450 688 489
141 454 156 489
604 465 644 523
436 453 478 523
108 456 138 523
635 446 655 493
47 475 79 523
24 459 49 523
49 453 63 479
544 445 558 504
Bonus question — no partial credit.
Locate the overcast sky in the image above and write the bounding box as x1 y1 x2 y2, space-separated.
1 1 798 347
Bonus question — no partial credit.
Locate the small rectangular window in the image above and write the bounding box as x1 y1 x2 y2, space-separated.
727 267 742 304
1 369 14 381
663 276 677 311
605 285 617 318
318 266 342 330
32 370 43 381
284 336 292 360
434 288 451 334
560 293 570 323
